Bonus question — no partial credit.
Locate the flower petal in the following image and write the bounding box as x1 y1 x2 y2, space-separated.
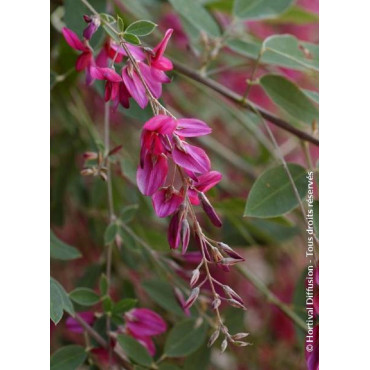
143 115 177 134
175 118 212 137
62 27 87 51
152 188 183 218
126 308 167 336
153 29 173 60
172 142 211 174
136 153 168 196
122 67 148 109
195 171 222 192
90 67 122 82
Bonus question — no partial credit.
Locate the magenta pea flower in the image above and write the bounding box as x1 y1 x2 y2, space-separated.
90 66 122 102
65 312 95 333
83 15 101 40
62 27 94 84
152 186 184 218
124 308 167 356
150 29 174 71
187 170 223 205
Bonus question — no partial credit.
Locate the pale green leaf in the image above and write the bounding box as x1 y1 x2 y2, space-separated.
50 231 81 260
233 0 294 20
126 20 157 36
50 277 75 325
50 345 87 370
69 287 100 306
245 164 308 218
117 335 153 367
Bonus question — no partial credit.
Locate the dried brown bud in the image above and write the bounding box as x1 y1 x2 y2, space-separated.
210 246 224 263
208 328 220 347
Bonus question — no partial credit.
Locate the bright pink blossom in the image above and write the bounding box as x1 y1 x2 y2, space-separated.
65 312 95 333
152 186 184 218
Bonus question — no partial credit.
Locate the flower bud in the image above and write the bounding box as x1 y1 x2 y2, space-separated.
223 285 244 304
83 152 98 160
210 246 223 263
220 338 228 353
226 298 247 310
198 192 222 227
220 257 243 266
81 168 94 176
231 333 250 341
207 328 220 347
190 269 200 287
181 219 190 255
217 242 245 261
234 341 251 347
108 145 123 156
212 296 221 310
184 287 200 309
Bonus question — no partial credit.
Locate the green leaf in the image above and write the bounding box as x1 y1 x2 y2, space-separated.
227 38 317 71
259 75 319 125
99 274 108 296
303 89 319 104
233 0 294 20
104 222 118 245
120 204 139 223
126 20 157 36
50 277 75 325
142 279 185 316
270 6 319 24
164 318 208 357
159 364 181 370
169 0 220 37
116 0 151 19
123 33 141 45
70 287 100 306
313 200 319 238
183 343 210 370
263 34 318 71
245 164 308 218
112 298 138 315
50 345 87 370
117 334 153 367
117 15 124 33
102 24 120 42
50 231 81 260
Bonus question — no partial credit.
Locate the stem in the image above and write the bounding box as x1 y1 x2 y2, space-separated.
173 61 319 146
75 314 133 369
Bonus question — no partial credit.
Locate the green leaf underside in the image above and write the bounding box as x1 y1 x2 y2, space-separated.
142 280 185 316
227 38 318 71
164 319 208 357
245 164 308 218
69 287 100 306
169 0 221 37
259 75 319 125
113 298 138 314
50 277 74 325
117 334 153 367
123 33 141 45
263 34 318 71
233 0 294 20
50 231 81 260
50 345 87 370
126 20 157 36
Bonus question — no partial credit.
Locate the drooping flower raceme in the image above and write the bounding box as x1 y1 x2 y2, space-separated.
63 14 249 352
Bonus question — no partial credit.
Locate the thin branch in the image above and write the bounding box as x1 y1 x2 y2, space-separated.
172 61 319 147
75 314 133 369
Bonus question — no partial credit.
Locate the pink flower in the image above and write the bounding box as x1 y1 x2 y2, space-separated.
187 171 222 205
152 186 184 218
90 66 122 102
65 312 95 333
150 29 174 71
124 308 167 356
121 64 149 109
83 15 100 40
136 153 168 196
62 27 94 84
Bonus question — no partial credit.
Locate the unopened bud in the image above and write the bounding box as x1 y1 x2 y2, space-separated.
81 168 94 176
83 152 98 160
223 285 243 304
190 269 200 287
208 328 220 347
217 242 245 261
199 193 222 227
181 219 190 255
231 333 250 341
227 298 247 310
210 246 223 263
212 296 221 310
220 257 242 266
234 341 251 347
108 145 123 156
220 338 228 353
184 287 200 309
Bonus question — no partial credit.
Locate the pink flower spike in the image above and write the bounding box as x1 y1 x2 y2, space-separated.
137 153 168 196
172 141 211 174
125 308 167 337
195 171 222 193
143 115 177 135
175 118 212 137
152 187 184 218
62 27 87 51
90 67 122 82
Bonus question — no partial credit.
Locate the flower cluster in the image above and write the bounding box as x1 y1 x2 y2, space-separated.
64 13 248 351
62 19 173 110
